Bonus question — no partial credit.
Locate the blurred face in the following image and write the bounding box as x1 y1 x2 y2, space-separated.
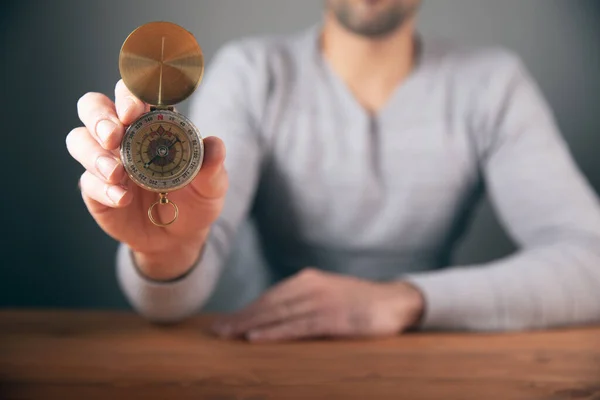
326 0 421 38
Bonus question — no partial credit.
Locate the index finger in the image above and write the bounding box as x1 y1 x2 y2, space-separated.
114 79 150 125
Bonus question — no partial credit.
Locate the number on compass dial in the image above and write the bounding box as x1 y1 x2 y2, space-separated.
121 110 203 192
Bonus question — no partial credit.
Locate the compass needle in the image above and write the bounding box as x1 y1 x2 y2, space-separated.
118 22 205 227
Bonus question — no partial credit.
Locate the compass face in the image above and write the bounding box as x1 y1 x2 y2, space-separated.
121 110 203 192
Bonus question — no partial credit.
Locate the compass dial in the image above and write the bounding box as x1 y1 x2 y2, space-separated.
121 110 203 192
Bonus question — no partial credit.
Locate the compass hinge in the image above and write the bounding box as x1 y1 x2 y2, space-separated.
150 106 174 111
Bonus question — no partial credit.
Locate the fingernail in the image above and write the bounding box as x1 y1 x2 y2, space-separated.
247 330 260 341
96 119 116 144
96 156 119 180
119 98 135 118
106 184 126 204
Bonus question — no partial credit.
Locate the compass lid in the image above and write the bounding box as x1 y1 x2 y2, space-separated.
119 21 204 106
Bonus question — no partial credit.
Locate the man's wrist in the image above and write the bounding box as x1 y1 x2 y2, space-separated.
387 280 426 330
131 233 208 282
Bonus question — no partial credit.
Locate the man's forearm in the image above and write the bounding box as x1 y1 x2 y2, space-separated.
406 240 600 331
116 237 222 323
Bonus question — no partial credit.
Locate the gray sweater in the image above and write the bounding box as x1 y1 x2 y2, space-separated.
117 27 600 331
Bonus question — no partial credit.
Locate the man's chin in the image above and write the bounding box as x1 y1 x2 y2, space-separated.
339 18 406 38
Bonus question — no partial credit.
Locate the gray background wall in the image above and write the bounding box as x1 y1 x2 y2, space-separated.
2 0 599 309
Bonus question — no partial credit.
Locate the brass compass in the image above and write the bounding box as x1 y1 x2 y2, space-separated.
119 22 205 227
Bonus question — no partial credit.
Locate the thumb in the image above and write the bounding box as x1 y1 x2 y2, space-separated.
189 136 228 199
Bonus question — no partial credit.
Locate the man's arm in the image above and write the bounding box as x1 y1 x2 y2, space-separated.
406 53 600 331
117 42 265 323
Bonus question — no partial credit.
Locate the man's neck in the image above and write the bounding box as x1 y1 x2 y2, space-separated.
320 14 417 114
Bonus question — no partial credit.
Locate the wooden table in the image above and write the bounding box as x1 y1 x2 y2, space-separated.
0 310 599 400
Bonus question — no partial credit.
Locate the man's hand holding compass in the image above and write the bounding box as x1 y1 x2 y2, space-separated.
67 22 228 281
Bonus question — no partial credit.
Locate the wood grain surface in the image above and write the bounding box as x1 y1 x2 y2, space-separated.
0 310 599 400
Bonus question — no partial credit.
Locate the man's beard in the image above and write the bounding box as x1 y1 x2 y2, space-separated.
331 1 419 38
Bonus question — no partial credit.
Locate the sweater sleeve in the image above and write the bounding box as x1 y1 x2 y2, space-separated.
117 41 265 323
406 53 600 331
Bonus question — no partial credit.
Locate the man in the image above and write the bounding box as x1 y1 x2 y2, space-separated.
67 0 600 341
